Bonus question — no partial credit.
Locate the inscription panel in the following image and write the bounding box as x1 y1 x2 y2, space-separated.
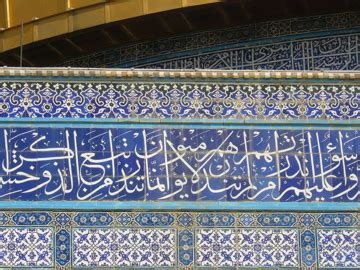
0 127 358 202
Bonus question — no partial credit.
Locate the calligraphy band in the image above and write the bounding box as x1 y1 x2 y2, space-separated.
1 127 358 202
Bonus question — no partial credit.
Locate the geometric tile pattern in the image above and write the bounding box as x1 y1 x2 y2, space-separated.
134 213 174 226
301 214 315 227
318 229 360 268
0 211 357 269
178 213 193 227
0 227 53 267
196 228 299 267
0 82 359 120
239 213 254 226
73 228 176 267
12 212 52 225
196 213 235 227
73 213 113 226
61 12 360 69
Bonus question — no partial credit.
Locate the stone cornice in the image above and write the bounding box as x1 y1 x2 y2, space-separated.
1 67 360 80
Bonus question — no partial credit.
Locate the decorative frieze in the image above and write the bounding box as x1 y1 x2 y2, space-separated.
0 81 359 120
0 211 357 269
59 12 360 69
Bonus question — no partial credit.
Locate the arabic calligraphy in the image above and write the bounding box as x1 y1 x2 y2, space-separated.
0 127 358 202
141 35 360 71
60 12 360 69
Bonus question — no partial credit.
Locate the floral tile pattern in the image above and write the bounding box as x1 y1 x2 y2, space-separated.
73 228 176 267
318 229 360 268
0 227 53 267
196 228 237 267
0 82 358 120
239 229 299 267
196 228 299 267
0 211 358 268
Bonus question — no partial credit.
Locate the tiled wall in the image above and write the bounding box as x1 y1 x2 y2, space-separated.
0 211 358 269
60 12 360 70
1 33 359 268
0 126 358 203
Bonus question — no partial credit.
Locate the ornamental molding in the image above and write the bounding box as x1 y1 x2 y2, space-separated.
1 67 360 80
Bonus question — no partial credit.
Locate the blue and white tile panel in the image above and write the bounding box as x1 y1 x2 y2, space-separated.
0 211 358 269
0 82 359 120
318 229 360 268
1 127 359 203
73 228 176 267
196 228 299 267
0 227 53 267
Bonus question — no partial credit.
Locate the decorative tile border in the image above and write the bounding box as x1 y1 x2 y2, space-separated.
0 81 359 120
0 211 357 269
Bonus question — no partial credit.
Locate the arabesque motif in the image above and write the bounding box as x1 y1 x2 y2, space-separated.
0 82 358 119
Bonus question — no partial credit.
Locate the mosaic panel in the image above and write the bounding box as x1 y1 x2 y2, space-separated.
0 82 359 120
0 211 357 269
60 12 360 69
72 228 176 267
0 227 54 267
317 229 360 268
196 228 299 267
0 127 358 203
196 228 237 267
